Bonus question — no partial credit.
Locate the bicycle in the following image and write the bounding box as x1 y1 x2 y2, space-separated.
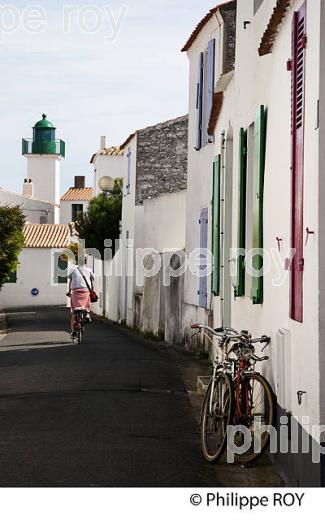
72 309 87 344
191 324 275 464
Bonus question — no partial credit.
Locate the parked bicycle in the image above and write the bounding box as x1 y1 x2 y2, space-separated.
191 324 274 464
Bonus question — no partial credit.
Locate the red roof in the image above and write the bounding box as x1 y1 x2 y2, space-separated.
181 1 234 52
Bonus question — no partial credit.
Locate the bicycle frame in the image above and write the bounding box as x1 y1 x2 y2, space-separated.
191 325 270 417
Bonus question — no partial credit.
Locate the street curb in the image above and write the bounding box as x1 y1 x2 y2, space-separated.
0 311 8 343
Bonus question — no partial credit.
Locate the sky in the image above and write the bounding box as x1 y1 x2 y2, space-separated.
0 0 221 195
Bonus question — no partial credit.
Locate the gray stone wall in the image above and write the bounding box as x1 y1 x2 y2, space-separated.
220 1 236 74
135 115 188 206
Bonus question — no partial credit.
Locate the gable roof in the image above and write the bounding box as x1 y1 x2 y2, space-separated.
61 187 93 201
181 1 234 52
23 224 71 249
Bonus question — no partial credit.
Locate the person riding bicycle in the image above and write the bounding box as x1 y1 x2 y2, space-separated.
67 257 95 338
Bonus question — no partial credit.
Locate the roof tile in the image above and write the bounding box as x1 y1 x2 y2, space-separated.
23 224 70 249
61 188 93 201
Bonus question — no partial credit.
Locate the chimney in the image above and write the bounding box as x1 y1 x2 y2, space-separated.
23 178 34 198
74 176 85 189
100 136 107 149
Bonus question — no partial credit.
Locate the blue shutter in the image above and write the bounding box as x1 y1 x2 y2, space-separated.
212 156 221 296
199 207 209 308
205 39 216 144
195 53 204 151
126 147 131 194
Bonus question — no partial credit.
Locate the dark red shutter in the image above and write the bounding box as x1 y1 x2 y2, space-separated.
290 2 306 323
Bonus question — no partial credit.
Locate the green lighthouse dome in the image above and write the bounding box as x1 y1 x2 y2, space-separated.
22 113 65 157
34 114 56 130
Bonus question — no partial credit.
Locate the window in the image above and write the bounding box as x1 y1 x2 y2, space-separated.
71 204 83 222
40 215 48 224
235 129 247 297
245 123 255 297
54 254 68 284
254 0 264 15
235 109 267 304
5 271 17 284
195 39 216 150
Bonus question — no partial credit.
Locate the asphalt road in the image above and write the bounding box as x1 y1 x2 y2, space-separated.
0 306 218 487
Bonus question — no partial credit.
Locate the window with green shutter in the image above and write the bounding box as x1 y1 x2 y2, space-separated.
212 155 221 296
54 254 68 284
72 204 83 222
251 105 267 305
235 128 247 297
5 271 17 284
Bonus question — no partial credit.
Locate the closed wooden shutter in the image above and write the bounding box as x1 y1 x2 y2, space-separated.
199 207 209 308
126 147 131 194
236 128 247 297
195 53 204 150
290 2 306 323
205 39 216 144
251 105 267 305
212 155 221 296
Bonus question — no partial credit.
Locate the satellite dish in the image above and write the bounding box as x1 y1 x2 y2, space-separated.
98 176 115 193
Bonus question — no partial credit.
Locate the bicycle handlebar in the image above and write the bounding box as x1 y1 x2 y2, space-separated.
190 324 271 347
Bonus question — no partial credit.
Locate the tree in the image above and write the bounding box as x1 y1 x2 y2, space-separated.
0 205 25 289
75 178 123 257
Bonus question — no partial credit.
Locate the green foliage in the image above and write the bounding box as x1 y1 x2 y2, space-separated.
0 205 25 289
75 178 123 256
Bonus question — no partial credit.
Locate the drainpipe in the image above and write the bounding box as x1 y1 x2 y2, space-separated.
220 131 226 327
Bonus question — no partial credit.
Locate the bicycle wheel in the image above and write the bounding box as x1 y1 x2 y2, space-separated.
234 373 275 464
201 372 234 463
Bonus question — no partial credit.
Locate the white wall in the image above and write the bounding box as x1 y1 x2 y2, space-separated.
143 191 187 252
184 0 323 449
0 248 67 308
0 188 54 224
93 154 124 197
26 155 61 223
60 200 90 224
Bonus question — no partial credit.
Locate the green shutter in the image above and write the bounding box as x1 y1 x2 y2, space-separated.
251 105 267 304
235 128 247 297
5 271 17 284
212 155 221 296
55 254 68 284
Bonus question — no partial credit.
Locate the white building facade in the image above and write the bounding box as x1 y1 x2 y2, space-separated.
183 0 325 486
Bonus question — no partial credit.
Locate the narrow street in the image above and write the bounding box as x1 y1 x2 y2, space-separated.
0 306 218 487
0 307 282 487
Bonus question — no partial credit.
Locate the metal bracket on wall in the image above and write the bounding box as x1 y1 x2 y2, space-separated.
305 227 315 246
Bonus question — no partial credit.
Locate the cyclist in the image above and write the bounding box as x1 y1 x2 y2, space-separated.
67 257 95 338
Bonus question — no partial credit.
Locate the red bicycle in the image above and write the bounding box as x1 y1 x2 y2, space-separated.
191 325 274 464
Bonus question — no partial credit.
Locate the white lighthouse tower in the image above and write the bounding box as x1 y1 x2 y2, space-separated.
22 114 65 223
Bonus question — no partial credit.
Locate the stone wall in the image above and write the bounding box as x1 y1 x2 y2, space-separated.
135 115 188 206
220 1 237 75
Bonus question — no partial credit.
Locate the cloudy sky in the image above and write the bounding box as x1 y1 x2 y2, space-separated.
0 0 221 195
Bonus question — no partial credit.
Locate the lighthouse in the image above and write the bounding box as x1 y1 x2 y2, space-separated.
22 114 65 224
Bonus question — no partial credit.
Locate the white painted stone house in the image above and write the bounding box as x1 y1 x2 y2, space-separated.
117 116 188 329
182 0 236 338
90 136 124 197
0 185 55 224
183 0 325 486
0 224 72 308
60 176 93 224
